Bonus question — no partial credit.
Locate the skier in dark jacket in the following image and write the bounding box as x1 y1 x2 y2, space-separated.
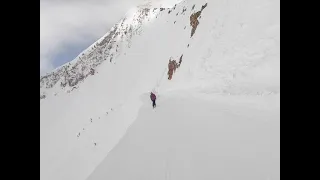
150 92 156 108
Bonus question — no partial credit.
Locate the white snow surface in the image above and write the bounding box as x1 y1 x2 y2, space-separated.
40 0 280 180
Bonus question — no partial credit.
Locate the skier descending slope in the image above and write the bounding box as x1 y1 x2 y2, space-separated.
150 92 156 109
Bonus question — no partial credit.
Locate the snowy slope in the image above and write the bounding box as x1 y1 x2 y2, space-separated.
87 93 280 180
40 0 280 180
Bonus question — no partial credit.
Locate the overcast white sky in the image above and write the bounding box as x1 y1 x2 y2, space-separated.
40 0 147 75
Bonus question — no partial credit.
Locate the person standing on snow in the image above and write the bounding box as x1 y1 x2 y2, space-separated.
150 92 157 108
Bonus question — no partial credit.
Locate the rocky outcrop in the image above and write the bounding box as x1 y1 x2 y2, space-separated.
190 3 208 37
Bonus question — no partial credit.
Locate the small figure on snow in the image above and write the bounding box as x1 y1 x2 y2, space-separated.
150 92 157 108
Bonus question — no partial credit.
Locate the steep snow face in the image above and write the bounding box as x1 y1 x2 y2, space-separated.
40 0 280 180
40 3 175 180
87 92 280 180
